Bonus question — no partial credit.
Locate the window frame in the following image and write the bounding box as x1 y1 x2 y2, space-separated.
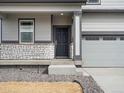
102 36 117 41
86 0 101 5
18 18 35 44
84 36 100 41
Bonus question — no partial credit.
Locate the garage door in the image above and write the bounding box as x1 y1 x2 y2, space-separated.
82 35 124 67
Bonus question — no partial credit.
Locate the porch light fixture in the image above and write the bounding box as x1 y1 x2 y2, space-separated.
60 13 64 16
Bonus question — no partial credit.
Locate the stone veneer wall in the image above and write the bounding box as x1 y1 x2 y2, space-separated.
0 43 54 60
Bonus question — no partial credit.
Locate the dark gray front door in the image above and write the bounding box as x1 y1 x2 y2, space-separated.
54 27 70 58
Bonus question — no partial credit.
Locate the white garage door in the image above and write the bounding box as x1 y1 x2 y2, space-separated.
82 36 124 67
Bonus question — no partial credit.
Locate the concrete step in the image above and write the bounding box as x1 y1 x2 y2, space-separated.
0 59 74 65
48 65 77 75
48 65 90 76
51 59 74 65
76 68 90 76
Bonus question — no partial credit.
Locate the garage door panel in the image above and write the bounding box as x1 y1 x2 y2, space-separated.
82 39 124 67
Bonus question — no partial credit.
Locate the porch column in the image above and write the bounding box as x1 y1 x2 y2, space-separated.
0 18 1 44
0 14 5 44
73 11 82 61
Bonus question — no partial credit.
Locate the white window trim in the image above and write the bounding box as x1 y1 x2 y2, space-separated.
86 0 101 5
19 19 34 44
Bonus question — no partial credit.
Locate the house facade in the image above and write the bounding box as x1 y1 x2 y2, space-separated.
0 0 124 67
0 0 86 63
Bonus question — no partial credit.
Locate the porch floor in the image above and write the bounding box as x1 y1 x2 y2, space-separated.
0 59 74 65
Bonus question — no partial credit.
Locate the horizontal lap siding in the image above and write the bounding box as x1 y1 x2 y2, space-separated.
82 13 124 32
101 0 124 6
82 0 124 10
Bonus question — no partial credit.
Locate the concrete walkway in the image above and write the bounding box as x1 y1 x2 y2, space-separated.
83 68 124 93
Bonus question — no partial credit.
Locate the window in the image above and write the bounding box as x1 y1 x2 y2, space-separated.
19 19 34 44
103 36 116 40
120 36 124 40
87 0 100 4
84 36 100 40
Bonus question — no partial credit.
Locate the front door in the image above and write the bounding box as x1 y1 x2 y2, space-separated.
54 27 70 58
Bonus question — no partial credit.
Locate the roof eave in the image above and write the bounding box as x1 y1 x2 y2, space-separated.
0 0 87 3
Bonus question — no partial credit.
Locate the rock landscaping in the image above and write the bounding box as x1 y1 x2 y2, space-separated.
0 82 83 93
0 73 104 93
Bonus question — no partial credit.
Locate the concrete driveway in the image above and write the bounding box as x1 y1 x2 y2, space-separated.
83 68 124 93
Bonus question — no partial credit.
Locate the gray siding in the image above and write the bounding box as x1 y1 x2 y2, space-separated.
35 15 51 41
82 0 124 10
2 15 18 41
82 13 124 32
2 13 51 41
101 0 124 6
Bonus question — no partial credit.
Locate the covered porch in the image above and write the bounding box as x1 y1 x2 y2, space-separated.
0 2 83 65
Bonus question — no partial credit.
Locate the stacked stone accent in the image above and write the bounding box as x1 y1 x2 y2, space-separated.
0 43 54 60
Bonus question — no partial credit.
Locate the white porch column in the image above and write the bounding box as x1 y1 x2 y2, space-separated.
73 11 82 61
0 18 1 44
